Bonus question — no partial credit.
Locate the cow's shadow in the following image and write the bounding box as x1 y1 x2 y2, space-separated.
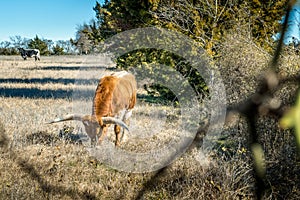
25 126 87 146
0 78 98 85
27 66 107 71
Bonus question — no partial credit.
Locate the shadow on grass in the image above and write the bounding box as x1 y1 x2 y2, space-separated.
0 86 182 101
25 131 61 146
0 87 95 99
137 93 177 105
0 78 99 85
0 122 96 199
24 66 108 71
25 127 86 146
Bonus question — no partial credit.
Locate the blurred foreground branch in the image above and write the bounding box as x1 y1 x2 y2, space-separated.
226 0 298 199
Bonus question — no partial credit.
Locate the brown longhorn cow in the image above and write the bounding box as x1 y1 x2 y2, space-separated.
48 71 137 146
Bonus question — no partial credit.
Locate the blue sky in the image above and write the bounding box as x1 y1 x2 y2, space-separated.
273 2 300 45
0 0 104 42
284 4 300 44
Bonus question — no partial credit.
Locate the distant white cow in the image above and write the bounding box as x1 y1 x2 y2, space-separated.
18 47 40 61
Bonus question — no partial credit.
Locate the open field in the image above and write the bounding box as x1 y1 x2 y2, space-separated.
0 54 299 199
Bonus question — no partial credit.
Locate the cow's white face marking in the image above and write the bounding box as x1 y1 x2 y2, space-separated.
82 118 100 141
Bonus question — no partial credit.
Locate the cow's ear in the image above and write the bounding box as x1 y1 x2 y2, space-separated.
83 120 90 126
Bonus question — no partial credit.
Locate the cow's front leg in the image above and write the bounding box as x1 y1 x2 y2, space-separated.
97 125 108 144
114 125 121 146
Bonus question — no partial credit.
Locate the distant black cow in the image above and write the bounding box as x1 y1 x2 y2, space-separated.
18 47 40 61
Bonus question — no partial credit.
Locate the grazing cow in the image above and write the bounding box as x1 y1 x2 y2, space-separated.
49 71 137 146
18 47 40 61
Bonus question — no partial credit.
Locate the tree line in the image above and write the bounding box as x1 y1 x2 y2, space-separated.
75 0 288 54
0 35 76 56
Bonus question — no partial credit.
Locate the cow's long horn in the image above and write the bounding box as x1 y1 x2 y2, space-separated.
102 117 129 131
47 114 84 124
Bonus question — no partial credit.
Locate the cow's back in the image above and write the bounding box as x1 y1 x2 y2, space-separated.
92 71 137 117
112 72 137 113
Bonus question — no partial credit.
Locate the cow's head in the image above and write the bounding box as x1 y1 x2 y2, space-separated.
48 114 129 143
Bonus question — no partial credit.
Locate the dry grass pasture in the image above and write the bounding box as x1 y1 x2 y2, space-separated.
0 51 299 200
